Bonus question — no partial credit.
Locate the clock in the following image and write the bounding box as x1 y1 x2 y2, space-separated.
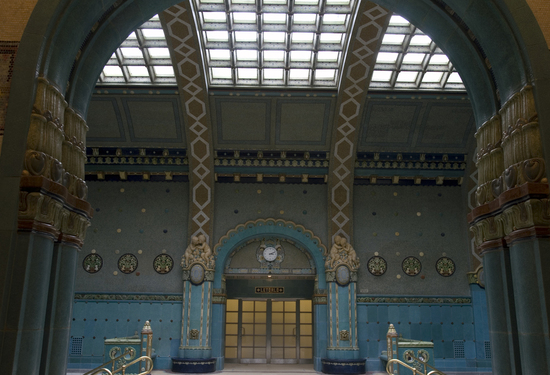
263 246 278 262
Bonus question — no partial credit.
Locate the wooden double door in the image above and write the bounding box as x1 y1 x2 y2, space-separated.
224 299 313 364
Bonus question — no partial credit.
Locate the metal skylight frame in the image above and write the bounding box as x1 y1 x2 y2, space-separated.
98 15 177 84
193 0 358 88
368 15 465 91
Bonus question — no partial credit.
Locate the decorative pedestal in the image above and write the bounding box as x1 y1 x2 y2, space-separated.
321 358 366 374
171 357 216 373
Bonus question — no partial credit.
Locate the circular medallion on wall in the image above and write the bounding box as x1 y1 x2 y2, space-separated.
436 257 456 277
83 253 103 274
335 265 351 286
190 264 205 285
153 254 174 274
118 253 138 274
402 256 422 276
367 256 387 276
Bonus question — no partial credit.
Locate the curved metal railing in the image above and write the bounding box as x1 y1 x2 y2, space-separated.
386 355 446 375
83 349 153 375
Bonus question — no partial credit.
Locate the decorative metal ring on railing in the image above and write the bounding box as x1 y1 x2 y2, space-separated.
386 358 446 375
83 349 153 375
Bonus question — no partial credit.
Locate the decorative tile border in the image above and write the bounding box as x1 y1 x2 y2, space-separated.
74 293 183 301
356 296 471 304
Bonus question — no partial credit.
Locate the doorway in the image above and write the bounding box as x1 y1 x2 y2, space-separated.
224 299 313 364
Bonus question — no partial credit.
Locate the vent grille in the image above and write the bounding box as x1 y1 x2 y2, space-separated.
453 340 465 359
70 337 83 356
484 341 492 359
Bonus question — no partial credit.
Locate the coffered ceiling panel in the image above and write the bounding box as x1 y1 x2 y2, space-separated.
276 100 330 145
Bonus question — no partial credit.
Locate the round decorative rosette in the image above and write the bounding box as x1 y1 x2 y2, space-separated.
83 253 103 274
190 263 205 285
118 253 138 274
436 257 456 277
367 256 387 276
153 254 174 274
402 256 422 276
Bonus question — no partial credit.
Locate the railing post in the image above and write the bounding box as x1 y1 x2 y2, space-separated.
141 321 153 371
387 324 398 374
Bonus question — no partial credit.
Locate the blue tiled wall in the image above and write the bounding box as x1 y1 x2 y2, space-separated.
357 295 491 372
68 296 182 369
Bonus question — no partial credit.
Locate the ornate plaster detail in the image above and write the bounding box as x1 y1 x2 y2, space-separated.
325 235 359 272
181 235 215 271
356 296 471 304
214 218 327 257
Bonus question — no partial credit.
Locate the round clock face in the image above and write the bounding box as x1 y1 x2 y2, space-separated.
263 246 278 262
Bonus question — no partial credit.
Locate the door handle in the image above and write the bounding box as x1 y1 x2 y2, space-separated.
242 327 246 335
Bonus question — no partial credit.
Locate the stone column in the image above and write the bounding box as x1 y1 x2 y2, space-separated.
469 85 550 374
40 241 80 375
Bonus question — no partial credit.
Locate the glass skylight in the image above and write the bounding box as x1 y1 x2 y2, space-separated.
98 11 463 91
369 15 464 91
98 16 176 84
195 0 358 87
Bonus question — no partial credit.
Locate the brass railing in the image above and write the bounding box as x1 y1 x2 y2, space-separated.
83 348 153 375
386 354 446 375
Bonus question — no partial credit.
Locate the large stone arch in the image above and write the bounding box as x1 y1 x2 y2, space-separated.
213 218 328 289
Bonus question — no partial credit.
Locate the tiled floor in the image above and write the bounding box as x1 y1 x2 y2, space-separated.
68 363 492 374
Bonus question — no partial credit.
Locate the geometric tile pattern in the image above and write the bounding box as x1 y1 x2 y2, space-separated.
163 4 214 244
328 2 390 244
0 41 18 135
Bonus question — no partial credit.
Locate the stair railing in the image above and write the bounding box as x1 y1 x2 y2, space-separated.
83 348 154 375
386 354 446 375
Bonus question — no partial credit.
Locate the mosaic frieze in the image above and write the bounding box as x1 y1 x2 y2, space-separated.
153 254 174 274
356 296 471 304
74 293 182 301
435 257 456 277
83 253 102 274
118 253 138 274
367 256 387 276
402 256 422 276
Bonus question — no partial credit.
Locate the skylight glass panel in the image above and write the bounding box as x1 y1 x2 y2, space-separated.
409 35 432 46
103 66 124 77
290 50 312 61
237 68 258 79
126 32 137 40
289 69 310 80
369 14 465 92
376 52 398 64
294 14 317 24
264 14 287 24
264 50 285 61
447 72 463 83
212 67 232 79
388 15 409 26
264 68 284 79
203 12 226 23
429 54 449 65
396 71 418 82
154 66 175 76
121 48 143 58
128 66 149 76
209 49 231 60
206 31 229 42
193 0 356 87
371 70 392 82
235 31 258 42
142 29 165 39
148 48 170 58
323 14 347 25
315 69 336 80
233 12 257 24
317 51 339 62
402 53 425 64
292 32 315 43
237 50 258 61
422 71 443 83
382 34 405 44
263 32 286 43
319 33 342 43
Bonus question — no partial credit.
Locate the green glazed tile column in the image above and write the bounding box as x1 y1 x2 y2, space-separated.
40 242 79 375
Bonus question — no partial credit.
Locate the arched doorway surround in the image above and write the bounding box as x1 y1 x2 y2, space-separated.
210 218 328 370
